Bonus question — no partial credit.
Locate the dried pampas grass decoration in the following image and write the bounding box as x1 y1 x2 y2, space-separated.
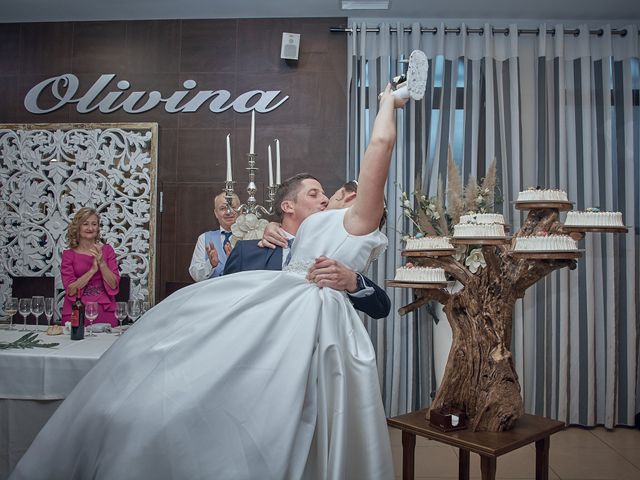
436 176 448 235
446 145 464 224
464 176 479 212
481 159 497 210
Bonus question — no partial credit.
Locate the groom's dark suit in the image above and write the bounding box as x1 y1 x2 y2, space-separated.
224 240 391 319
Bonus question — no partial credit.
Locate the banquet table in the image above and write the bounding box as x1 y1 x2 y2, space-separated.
0 329 118 479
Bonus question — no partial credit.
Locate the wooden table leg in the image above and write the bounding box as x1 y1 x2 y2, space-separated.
401 431 416 480
458 449 470 480
535 436 550 480
480 455 496 480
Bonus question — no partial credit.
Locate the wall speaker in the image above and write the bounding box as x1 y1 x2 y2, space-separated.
280 32 301 61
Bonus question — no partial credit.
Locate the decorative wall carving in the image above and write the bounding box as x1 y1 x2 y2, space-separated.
0 123 158 318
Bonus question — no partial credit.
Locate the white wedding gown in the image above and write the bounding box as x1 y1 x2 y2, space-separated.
11 208 394 480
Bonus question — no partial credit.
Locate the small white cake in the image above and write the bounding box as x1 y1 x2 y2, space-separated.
513 235 578 251
565 211 624 227
405 236 454 251
394 266 447 283
458 213 505 225
517 188 568 202
453 222 505 237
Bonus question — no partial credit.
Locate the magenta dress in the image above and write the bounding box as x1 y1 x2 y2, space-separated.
60 244 121 327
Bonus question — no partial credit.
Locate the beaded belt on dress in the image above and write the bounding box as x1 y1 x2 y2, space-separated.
84 285 106 296
283 259 314 276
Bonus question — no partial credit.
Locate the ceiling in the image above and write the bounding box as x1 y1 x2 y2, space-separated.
0 0 638 24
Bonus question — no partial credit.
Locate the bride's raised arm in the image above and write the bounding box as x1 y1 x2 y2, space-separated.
344 84 407 235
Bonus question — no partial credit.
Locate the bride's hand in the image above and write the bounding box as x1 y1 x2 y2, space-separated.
379 83 409 109
258 222 288 249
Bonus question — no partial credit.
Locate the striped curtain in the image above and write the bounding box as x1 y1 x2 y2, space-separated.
347 22 640 427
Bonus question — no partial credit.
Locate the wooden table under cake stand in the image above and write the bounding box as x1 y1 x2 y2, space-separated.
387 409 565 480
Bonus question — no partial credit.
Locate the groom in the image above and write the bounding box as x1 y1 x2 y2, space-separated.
224 173 391 319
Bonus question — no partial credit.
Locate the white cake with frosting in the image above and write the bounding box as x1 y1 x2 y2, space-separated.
513 235 578 251
453 212 506 237
517 188 568 202
394 266 447 283
565 211 623 227
405 236 454 251
458 213 505 225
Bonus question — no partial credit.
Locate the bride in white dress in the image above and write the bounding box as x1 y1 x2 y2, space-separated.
11 86 406 480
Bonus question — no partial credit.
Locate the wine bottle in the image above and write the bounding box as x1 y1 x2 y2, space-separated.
70 295 85 340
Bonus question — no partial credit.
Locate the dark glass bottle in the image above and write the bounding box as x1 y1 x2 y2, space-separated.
70 295 85 340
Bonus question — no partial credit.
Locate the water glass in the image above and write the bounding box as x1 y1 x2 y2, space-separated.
18 298 32 332
127 300 140 324
115 302 127 336
32 296 45 331
85 302 99 337
44 297 55 327
4 297 18 330
141 301 151 315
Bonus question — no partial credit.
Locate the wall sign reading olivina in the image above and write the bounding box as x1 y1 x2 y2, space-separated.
24 74 290 115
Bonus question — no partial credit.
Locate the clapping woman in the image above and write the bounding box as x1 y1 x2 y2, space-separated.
60 207 120 327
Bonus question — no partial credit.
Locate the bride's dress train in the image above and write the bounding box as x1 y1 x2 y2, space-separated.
10 208 393 480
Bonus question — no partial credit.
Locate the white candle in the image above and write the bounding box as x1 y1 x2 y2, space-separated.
268 145 274 187
275 138 281 184
226 134 232 181
249 110 255 154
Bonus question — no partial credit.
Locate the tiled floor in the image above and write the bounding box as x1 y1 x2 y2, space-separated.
389 424 640 479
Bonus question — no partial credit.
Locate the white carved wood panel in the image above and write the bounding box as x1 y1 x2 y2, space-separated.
0 123 158 317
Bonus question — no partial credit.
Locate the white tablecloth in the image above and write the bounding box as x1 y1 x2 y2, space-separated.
0 329 118 400
0 329 118 479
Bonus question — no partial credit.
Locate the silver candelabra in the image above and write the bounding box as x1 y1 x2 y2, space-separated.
224 153 279 217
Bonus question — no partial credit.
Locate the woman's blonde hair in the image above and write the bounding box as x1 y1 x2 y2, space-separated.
66 207 101 248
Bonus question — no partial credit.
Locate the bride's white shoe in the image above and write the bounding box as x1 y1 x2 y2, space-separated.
380 49 429 101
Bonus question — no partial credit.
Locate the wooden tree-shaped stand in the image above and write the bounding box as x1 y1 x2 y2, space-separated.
389 201 627 432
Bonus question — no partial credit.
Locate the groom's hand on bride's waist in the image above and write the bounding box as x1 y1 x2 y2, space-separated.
306 257 359 293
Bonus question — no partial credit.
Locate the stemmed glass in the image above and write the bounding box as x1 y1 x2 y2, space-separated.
18 298 32 332
4 297 18 330
115 302 127 336
85 302 99 337
32 296 45 332
141 301 151 316
44 298 55 328
127 300 140 324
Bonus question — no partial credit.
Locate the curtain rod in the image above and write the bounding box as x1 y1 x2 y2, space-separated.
330 26 636 37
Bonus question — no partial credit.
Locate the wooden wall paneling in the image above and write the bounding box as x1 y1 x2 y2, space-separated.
19 22 73 75
72 22 128 74
0 24 20 75
180 19 239 73
124 20 181 74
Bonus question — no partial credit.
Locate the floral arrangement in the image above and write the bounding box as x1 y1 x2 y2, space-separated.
400 147 500 274
231 213 269 241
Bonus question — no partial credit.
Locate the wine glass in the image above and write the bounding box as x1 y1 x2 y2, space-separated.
127 300 140 324
4 297 18 330
44 297 55 327
115 302 127 336
85 302 99 337
141 301 151 315
18 298 32 332
32 296 45 331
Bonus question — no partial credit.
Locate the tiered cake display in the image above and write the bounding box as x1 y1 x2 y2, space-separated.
405 236 454 251
513 234 578 251
564 208 626 233
393 155 627 432
394 265 447 283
